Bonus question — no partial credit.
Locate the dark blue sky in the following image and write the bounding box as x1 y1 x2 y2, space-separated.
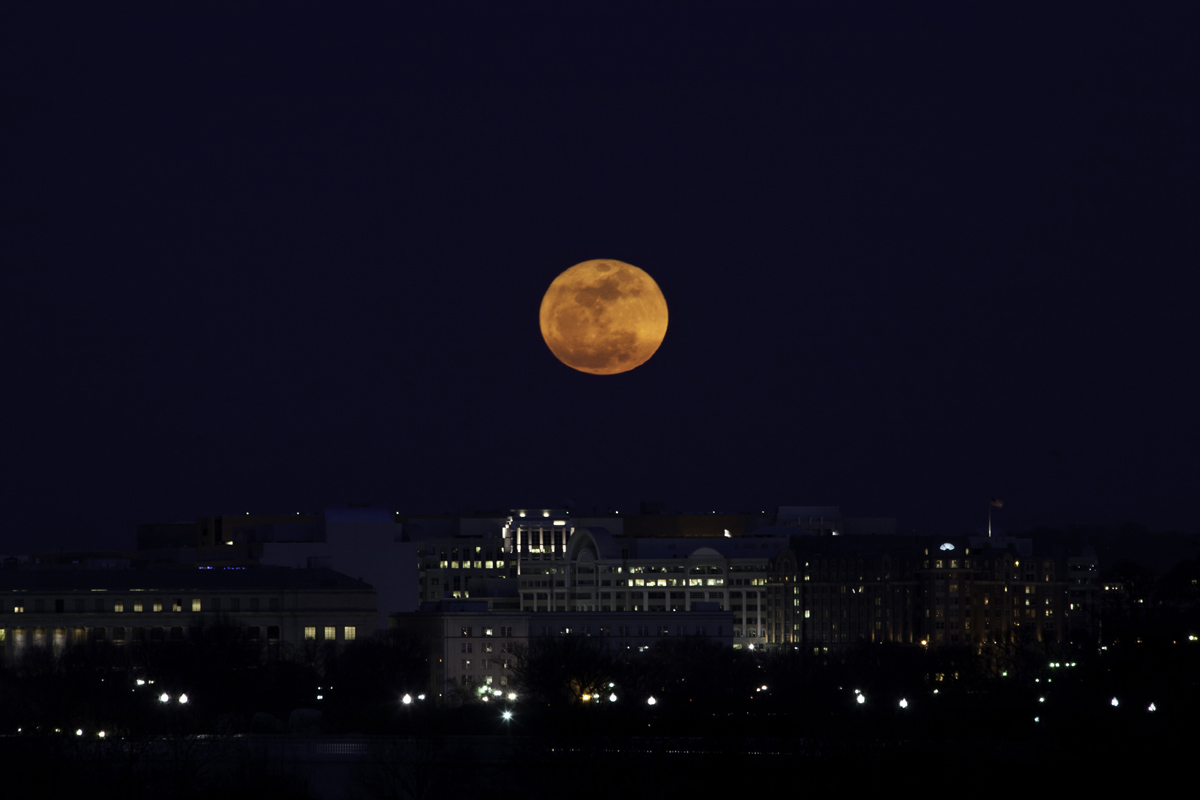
3 5 1198 553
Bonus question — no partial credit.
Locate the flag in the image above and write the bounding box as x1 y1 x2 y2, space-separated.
990 498 1004 508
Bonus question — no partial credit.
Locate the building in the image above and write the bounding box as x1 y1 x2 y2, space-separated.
392 600 735 702
0 564 376 668
502 511 795 651
403 514 516 609
135 508 411 628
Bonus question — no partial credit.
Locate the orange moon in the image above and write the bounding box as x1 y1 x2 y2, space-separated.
539 259 668 375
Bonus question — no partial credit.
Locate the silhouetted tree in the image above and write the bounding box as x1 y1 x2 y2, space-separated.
511 636 618 705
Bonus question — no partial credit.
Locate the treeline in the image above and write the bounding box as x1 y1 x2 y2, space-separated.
494 634 1200 742
0 621 429 737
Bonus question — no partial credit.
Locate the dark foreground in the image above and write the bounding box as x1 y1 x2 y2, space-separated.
0 730 1187 800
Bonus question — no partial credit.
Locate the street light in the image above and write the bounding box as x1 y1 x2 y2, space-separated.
159 693 170 704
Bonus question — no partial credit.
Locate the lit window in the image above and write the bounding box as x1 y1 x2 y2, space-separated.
133 602 144 613
191 599 201 612
304 627 316 640
344 626 356 641
324 626 336 641
114 600 125 613
152 602 163 613
172 599 183 613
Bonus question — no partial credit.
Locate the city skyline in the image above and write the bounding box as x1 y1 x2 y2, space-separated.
4 6 1198 555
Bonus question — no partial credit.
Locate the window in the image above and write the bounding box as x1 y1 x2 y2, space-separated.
93 599 104 613
269 598 279 611
250 598 260 611
191 599 201 612
211 598 221 612
268 626 280 640
114 600 125 613
13 602 23 613
324 626 336 641
152 601 163 613
304 627 316 640
230 598 240 612
173 599 183 613
133 601 143 613
461 626 473 637
344 626 356 641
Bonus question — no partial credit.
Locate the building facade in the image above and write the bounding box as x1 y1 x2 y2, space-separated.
392 600 736 702
0 565 376 668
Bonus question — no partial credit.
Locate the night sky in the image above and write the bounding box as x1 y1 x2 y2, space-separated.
4 5 1198 554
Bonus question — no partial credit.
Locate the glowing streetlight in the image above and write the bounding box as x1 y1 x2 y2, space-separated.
159 692 170 704
856 694 866 705
609 693 617 702
1148 703 1157 712
899 698 908 709
178 694 188 705
647 696 657 706
402 694 413 705
1111 697 1119 707
76 729 83 736
502 710 513 721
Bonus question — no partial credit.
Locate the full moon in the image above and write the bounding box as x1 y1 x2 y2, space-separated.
539 259 668 375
